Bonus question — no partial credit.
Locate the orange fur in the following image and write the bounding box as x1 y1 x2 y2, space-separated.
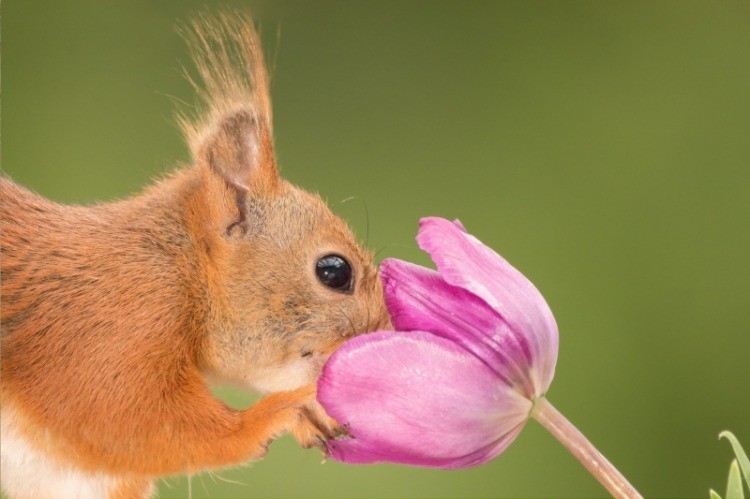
1 11 389 498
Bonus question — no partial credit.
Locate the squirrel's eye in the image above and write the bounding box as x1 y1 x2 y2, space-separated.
316 255 353 292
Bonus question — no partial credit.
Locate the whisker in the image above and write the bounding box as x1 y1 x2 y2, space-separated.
365 299 372 333
337 305 357 339
363 199 370 247
270 24 282 81
340 196 370 247
249 274 273 294
371 242 411 264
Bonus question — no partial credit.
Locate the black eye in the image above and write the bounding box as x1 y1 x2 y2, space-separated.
316 255 353 292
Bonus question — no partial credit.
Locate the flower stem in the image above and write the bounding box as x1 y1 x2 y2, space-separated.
531 397 642 499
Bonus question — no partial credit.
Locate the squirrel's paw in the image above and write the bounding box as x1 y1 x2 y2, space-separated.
291 394 348 460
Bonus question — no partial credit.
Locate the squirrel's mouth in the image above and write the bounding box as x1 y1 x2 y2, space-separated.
300 344 342 376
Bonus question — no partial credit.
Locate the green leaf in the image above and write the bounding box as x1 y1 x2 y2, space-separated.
727 460 745 499
712 488 724 499
721 431 750 491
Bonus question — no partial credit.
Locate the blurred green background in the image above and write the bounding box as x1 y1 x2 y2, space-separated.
3 1 749 497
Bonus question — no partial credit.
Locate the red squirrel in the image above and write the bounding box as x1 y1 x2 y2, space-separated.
0 11 389 499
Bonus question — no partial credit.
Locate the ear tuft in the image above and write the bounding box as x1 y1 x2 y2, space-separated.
178 11 278 235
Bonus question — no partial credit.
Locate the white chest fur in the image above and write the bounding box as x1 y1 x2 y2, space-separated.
0 404 145 499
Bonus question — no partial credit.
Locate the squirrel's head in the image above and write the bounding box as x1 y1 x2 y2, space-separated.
180 12 390 393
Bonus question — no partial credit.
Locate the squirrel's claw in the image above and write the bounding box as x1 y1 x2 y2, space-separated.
315 435 330 463
340 422 354 438
293 401 341 459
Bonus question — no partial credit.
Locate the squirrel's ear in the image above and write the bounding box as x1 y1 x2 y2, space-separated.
197 110 278 235
180 12 278 235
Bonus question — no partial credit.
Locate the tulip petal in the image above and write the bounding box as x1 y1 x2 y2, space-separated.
416 217 558 396
317 330 530 469
328 422 525 470
380 258 536 396
451 219 468 232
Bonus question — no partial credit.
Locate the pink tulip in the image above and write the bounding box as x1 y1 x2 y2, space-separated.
318 217 641 498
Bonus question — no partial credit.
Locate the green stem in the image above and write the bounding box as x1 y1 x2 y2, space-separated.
531 397 642 499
